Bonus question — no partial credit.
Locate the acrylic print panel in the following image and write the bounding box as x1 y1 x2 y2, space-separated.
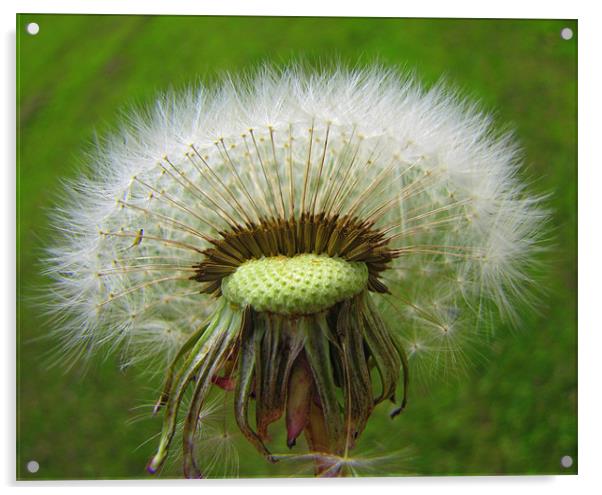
16 14 577 480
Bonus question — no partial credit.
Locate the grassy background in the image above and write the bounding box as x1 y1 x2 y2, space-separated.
16 15 577 479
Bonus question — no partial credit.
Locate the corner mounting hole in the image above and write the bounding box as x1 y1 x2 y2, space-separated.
26 22 40 35
26 460 40 473
560 455 573 468
560 27 573 40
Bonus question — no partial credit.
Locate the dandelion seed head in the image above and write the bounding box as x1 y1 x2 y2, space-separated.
43 64 547 476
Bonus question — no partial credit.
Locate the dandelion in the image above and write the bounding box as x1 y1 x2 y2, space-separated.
45 66 546 478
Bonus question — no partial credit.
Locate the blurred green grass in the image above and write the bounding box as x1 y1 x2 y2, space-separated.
16 15 577 479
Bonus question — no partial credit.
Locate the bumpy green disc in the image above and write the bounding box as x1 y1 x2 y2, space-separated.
222 253 368 315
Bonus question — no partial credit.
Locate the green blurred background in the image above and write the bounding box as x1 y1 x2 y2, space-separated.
16 15 577 479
